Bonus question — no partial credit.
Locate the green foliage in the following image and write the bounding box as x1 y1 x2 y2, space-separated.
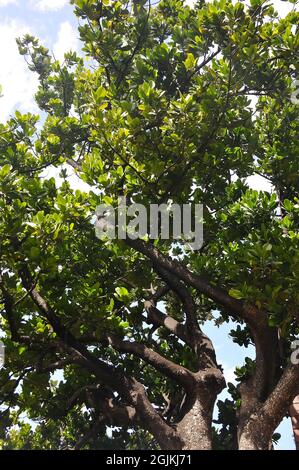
0 0 298 450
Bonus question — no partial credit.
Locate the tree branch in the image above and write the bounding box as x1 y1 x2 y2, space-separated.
126 240 279 406
125 238 256 324
144 285 219 371
106 333 195 389
239 363 299 449
17 262 183 449
0 274 30 344
154 266 199 331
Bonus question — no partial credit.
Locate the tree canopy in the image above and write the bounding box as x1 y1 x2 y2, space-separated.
0 0 298 450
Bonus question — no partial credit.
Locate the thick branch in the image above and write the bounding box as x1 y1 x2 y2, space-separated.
144 301 187 341
154 266 199 331
145 299 218 371
36 356 77 374
127 240 279 409
239 363 299 450
290 395 299 450
125 238 257 325
17 262 183 449
261 363 299 428
106 333 195 389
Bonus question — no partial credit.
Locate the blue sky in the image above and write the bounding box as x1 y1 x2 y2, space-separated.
0 0 80 121
0 0 296 450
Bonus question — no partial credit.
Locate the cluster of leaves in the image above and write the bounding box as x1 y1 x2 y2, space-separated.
0 0 298 449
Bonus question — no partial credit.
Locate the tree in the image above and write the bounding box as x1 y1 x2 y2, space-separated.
0 0 298 450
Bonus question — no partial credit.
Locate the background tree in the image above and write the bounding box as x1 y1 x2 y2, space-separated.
0 0 298 450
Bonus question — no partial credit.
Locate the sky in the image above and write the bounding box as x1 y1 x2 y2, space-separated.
0 0 296 450
0 0 79 121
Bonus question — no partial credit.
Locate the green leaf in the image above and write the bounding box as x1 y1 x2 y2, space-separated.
94 86 107 102
115 286 129 300
229 289 243 300
283 199 293 212
30 247 40 259
184 53 196 70
0 164 12 178
47 134 60 146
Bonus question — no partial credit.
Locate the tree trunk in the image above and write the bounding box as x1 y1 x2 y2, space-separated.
238 425 272 450
290 395 299 450
176 388 215 450
238 412 273 450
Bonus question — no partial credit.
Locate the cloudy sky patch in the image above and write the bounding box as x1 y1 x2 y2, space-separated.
0 0 79 121
0 0 296 448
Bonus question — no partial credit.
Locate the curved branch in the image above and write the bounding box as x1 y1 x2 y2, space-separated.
17 262 183 449
154 266 199 331
125 238 256 324
106 333 195 389
126 240 279 411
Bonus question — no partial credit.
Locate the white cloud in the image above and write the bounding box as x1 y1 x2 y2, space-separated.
0 19 39 122
222 365 236 385
0 0 18 6
231 172 274 193
269 0 295 18
246 174 273 193
53 21 79 62
31 0 68 11
0 18 79 123
42 164 99 194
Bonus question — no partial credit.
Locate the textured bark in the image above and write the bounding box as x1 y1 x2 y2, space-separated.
239 364 299 450
177 388 215 450
238 413 274 450
128 379 184 450
290 395 299 450
238 431 271 450
143 275 226 450
238 322 279 443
